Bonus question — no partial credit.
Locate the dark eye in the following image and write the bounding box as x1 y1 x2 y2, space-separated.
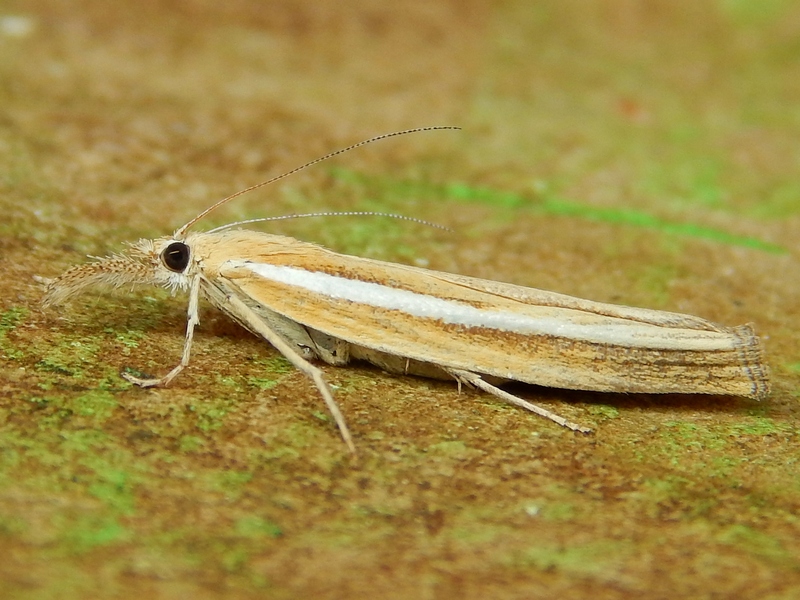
161 242 190 272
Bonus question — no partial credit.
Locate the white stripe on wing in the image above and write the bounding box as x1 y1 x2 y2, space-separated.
241 262 735 351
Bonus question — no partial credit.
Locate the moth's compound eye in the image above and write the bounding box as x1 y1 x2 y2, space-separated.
161 242 190 272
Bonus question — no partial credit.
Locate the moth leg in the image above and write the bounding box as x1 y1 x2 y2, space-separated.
445 368 592 434
123 273 202 388
224 294 356 454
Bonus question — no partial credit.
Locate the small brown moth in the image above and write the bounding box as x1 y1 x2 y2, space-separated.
44 128 770 452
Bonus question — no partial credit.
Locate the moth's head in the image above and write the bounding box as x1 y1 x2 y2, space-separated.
43 236 196 307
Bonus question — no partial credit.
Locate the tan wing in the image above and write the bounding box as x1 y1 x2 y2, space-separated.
196 231 768 399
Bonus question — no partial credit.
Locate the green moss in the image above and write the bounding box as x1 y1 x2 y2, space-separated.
215 470 253 493
189 403 231 433
0 512 27 536
178 435 205 453
219 546 252 573
541 501 577 522
110 329 146 356
35 336 102 379
516 541 632 577
657 421 729 458
446 518 511 546
717 524 796 567
445 181 528 208
630 476 703 518
61 515 131 552
73 391 118 421
329 168 785 253
247 376 280 390
426 440 469 456
246 356 295 390
85 468 136 515
233 516 282 539
727 418 795 437
0 307 27 360
537 198 784 253
586 404 620 420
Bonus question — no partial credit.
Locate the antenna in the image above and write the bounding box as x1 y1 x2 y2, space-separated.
204 211 452 234
174 126 460 237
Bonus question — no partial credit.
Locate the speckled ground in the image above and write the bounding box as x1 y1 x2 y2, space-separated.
1 1 799 598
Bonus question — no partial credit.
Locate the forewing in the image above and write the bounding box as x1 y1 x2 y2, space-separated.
216 245 766 398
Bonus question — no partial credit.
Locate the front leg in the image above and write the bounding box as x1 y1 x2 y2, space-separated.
123 273 202 388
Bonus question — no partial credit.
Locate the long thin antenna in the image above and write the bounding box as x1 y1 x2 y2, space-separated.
204 212 452 234
175 126 460 237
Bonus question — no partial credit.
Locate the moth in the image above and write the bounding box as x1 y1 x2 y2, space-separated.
44 127 770 452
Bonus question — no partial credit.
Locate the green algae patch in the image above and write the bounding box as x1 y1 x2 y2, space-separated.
233 516 283 539
426 440 470 457
0 307 27 360
717 524 797 568
727 417 795 437
515 540 634 578
329 169 785 253
537 198 785 253
72 391 118 421
61 515 132 552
